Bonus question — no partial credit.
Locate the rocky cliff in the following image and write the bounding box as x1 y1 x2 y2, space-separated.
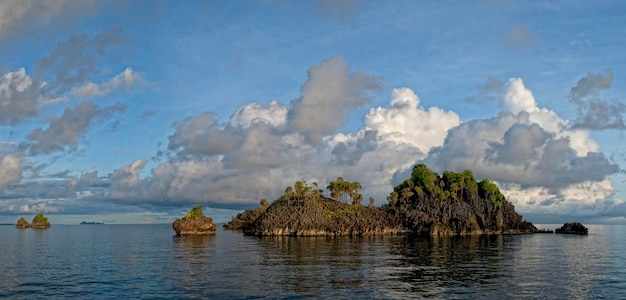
16 217 30 229
243 198 404 236
31 213 51 229
173 205 217 235
228 164 537 236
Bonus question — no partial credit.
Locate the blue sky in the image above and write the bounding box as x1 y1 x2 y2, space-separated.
1 0 625 224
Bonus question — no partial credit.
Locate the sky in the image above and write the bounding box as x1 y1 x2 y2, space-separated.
1 0 625 225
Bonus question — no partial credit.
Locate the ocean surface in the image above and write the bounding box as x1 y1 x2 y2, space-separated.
1 224 625 299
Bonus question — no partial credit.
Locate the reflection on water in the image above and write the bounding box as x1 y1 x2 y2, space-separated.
1 225 625 299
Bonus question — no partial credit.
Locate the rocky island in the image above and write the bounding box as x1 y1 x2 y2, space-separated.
555 222 588 234
16 217 30 229
31 213 51 229
226 164 538 236
173 205 217 235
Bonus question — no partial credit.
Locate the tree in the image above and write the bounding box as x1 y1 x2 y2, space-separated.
387 191 398 205
185 205 204 219
368 197 375 208
478 178 504 208
260 198 269 210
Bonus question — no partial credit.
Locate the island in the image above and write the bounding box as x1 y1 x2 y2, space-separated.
555 222 588 234
31 213 51 229
172 205 217 235
16 217 30 229
80 221 105 225
225 164 538 236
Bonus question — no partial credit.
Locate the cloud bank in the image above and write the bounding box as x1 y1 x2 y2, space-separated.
0 51 622 223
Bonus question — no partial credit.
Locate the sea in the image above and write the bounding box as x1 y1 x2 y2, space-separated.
1 224 624 299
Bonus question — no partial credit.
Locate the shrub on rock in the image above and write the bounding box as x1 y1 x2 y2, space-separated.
173 205 216 235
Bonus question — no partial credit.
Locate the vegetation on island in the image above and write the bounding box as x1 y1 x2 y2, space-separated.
31 213 51 229
225 164 537 236
173 205 217 235
386 164 533 235
16 217 30 229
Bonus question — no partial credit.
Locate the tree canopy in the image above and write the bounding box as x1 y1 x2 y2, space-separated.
391 164 504 208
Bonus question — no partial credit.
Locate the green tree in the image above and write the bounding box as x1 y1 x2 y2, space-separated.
260 198 269 210
368 196 375 208
32 213 48 223
478 178 504 208
185 205 204 219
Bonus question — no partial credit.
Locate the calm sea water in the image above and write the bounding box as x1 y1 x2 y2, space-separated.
1 224 624 299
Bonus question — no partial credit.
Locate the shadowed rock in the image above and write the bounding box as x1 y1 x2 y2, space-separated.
16 217 30 229
555 222 588 234
31 213 51 229
173 205 216 235
230 165 538 237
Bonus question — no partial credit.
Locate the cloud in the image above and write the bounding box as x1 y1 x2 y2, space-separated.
0 154 22 193
465 76 505 104
35 28 130 96
502 25 537 49
109 159 147 199
315 0 360 20
168 112 244 156
0 68 56 124
401 77 620 216
567 69 626 130
230 101 288 129
21 101 127 154
287 54 382 145
0 0 97 43
104 73 457 209
363 87 461 153
71 67 146 98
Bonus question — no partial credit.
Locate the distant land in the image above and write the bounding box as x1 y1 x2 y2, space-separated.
80 221 105 225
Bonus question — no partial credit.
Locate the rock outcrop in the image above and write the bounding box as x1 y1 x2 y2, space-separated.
223 207 264 230
173 205 216 235
386 164 536 235
231 164 538 237
555 222 588 234
16 217 30 229
31 213 51 229
244 198 405 236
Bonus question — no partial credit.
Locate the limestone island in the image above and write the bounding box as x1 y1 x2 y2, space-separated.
173 205 217 235
555 222 588 234
225 164 538 236
16 217 30 229
31 213 51 229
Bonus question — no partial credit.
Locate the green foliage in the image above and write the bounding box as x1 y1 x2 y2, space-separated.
18 217 27 223
478 178 504 208
260 198 269 210
32 213 48 223
284 181 323 202
391 164 505 209
185 205 205 219
327 177 363 205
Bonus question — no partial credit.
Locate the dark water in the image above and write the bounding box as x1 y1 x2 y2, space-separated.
1 224 625 299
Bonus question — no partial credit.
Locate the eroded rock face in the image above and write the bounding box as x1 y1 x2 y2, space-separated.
172 205 217 235
16 217 30 229
31 214 51 229
173 216 216 235
555 222 588 234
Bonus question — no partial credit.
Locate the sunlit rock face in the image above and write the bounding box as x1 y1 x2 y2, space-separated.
31 214 51 229
16 217 30 229
172 206 216 235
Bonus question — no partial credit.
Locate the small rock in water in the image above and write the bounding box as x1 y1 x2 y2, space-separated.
555 222 588 235
172 205 216 235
